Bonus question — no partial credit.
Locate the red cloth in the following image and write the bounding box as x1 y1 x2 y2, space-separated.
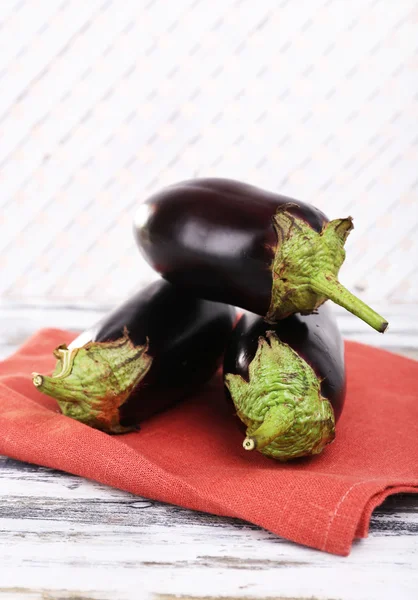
0 328 417 556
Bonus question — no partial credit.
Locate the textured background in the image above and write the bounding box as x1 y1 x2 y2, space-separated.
0 0 417 307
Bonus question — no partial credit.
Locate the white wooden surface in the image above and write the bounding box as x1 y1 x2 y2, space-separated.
0 455 417 600
0 306 418 600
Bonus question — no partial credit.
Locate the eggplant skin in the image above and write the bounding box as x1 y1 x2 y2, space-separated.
34 279 236 432
90 279 236 427
134 178 328 316
223 303 346 422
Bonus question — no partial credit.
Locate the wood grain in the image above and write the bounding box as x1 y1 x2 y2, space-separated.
0 456 417 600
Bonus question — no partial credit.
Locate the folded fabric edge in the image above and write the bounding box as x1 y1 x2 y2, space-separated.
322 480 418 555
355 485 418 539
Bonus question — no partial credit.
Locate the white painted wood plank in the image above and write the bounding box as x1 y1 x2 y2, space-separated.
0 457 417 600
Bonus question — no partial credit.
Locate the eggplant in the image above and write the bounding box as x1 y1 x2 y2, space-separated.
32 279 235 434
223 303 345 461
134 178 387 333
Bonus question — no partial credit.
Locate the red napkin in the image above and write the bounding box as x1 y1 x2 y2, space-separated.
1 328 417 556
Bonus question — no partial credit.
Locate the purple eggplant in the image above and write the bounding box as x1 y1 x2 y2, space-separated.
223 303 345 461
134 178 387 333
32 279 235 433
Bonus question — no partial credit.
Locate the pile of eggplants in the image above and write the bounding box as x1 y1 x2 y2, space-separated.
34 178 387 461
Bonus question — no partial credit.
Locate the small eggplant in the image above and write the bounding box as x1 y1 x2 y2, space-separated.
134 178 387 333
223 303 345 461
32 279 235 433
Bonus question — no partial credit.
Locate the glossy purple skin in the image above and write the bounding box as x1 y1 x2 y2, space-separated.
134 178 329 317
85 279 236 427
223 303 346 422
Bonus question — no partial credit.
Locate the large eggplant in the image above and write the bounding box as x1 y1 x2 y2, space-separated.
32 280 235 433
223 303 345 461
134 178 387 333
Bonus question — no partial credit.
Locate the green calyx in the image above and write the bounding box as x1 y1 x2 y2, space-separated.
225 332 335 461
267 207 388 333
32 331 152 434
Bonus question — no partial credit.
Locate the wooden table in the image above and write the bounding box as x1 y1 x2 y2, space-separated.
1 303 417 600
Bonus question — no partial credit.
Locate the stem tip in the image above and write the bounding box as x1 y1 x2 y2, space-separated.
32 373 43 387
380 321 389 334
243 437 255 451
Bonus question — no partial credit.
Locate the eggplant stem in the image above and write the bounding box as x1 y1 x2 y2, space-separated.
32 372 82 403
31 334 153 433
226 333 336 461
310 275 388 333
243 438 256 451
32 373 43 388
243 403 295 451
